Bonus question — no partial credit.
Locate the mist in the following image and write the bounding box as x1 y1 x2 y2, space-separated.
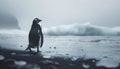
0 0 120 30
0 11 20 29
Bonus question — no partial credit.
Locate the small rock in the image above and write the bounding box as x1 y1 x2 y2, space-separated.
49 47 52 49
66 53 69 55
53 47 56 49
20 45 23 47
103 56 108 58
91 40 101 42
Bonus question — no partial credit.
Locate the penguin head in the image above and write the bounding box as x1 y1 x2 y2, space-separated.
33 18 42 24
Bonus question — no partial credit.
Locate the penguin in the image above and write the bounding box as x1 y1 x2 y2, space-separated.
25 18 43 52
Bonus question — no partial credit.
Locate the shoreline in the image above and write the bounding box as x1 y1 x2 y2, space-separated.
0 48 120 69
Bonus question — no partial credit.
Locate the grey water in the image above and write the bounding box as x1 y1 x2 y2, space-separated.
0 34 120 68
0 34 120 57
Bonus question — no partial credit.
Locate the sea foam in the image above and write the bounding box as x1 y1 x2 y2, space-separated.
44 23 120 36
0 23 120 36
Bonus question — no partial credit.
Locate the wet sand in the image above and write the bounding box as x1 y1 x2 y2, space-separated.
0 48 120 69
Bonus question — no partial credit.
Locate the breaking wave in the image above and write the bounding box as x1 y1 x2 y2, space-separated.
0 23 120 36
44 23 120 36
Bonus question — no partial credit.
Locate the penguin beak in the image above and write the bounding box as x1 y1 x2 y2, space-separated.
38 20 42 23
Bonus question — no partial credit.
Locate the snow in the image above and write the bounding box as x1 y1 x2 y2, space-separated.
0 55 5 60
14 60 27 66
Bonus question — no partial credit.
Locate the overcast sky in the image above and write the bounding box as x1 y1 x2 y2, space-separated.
0 0 120 30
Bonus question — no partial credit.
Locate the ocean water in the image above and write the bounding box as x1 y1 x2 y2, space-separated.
0 34 120 68
44 23 120 36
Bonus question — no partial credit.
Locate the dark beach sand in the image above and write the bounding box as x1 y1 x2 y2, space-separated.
0 48 120 69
